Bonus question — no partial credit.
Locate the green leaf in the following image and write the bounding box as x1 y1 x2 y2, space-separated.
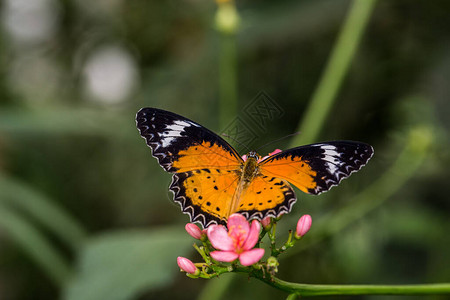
0 174 87 251
64 228 193 300
0 205 72 286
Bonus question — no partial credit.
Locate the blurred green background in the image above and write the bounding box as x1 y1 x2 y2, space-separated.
0 0 449 299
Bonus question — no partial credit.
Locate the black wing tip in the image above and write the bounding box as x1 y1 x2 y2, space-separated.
136 107 154 120
310 142 374 195
136 107 192 122
135 107 155 132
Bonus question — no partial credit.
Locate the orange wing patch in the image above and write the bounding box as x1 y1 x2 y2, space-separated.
236 175 296 221
260 158 318 193
172 141 241 173
170 169 239 227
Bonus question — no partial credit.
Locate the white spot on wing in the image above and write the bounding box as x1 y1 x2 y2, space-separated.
319 145 343 174
174 120 200 127
326 161 339 174
166 123 187 132
161 136 175 147
158 119 198 147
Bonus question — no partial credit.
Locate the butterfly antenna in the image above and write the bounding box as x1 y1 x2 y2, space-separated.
255 131 301 152
221 133 251 152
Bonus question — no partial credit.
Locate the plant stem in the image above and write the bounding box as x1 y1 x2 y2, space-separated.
216 1 239 129
291 0 377 146
263 277 450 297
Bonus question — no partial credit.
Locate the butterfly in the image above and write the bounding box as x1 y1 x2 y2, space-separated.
136 107 374 228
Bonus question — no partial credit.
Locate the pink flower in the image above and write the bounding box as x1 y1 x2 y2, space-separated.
258 149 282 162
295 214 312 238
207 214 264 266
185 223 204 240
177 256 199 274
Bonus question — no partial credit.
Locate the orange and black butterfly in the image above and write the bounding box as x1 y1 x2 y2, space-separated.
136 108 373 228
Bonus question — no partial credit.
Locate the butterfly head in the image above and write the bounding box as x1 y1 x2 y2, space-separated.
247 151 260 161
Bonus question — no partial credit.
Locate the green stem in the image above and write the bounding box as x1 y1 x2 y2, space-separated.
194 244 212 265
269 222 277 256
291 0 377 146
216 2 239 129
263 277 450 297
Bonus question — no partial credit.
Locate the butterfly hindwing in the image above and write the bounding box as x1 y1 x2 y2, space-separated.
136 108 242 173
170 169 239 227
259 141 373 195
237 176 296 221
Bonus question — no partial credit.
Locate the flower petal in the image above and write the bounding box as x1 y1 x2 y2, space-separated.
207 225 234 251
258 149 282 162
242 220 261 250
227 213 249 240
210 251 239 262
239 248 265 266
269 149 282 156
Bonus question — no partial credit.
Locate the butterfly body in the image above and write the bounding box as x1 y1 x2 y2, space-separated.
240 152 259 186
229 151 262 218
136 107 373 228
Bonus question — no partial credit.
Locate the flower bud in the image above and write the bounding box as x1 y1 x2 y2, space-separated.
177 257 199 275
185 223 203 240
295 214 312 239
261 217 272 230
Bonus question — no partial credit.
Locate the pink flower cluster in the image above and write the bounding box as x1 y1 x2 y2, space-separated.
177 213 312 274
207 214 265 266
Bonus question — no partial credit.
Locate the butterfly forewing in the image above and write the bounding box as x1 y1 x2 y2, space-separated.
259 141 373 195
136 108 243 173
